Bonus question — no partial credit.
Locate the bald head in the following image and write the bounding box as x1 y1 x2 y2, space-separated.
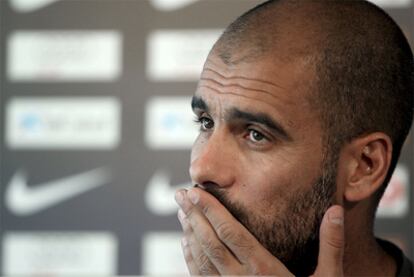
212 0 324 65
210 0 414 203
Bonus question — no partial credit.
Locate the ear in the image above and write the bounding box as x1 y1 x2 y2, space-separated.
339 133 392 202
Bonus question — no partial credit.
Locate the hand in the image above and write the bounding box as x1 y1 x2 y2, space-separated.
175 187 344 276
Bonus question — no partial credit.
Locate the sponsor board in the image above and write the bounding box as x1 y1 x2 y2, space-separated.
6 97 121 150
147 29 221 81
377 164 409 218
2 232 118 276
7 31 122 82
150 0 200 11
142 232 187 275
145 97 198 149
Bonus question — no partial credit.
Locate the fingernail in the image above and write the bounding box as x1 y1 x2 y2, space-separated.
181 237 188 247
188 189 199 204
175 191 184 205
329 208 344 226
177 209 186 223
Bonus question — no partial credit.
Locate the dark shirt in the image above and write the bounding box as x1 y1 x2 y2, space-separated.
378 238 413 277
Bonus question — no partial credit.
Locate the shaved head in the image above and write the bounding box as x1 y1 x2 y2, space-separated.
211 0 414 207
213 1 322 65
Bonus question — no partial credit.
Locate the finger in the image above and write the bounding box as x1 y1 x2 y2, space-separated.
176 191 242 275
178 209 202 275
188 232 220 275
185 188 288 273
181 236 201 276
178 209 219 275
314 205 344 276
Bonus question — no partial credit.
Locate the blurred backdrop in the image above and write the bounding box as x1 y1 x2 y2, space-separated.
0 0 413 275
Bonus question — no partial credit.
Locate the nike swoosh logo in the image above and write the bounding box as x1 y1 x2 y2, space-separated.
5 167 111 216
145 170 190 216
9 0 62 13
150 0 200 11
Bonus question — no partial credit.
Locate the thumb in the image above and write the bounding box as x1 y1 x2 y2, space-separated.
314 205 345 276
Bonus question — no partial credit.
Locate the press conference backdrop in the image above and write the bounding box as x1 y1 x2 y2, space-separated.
0 0 412 275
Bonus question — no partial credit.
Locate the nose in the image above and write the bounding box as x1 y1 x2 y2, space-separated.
189 132 236 189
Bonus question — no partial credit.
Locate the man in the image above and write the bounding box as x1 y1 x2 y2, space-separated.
175 0 413 276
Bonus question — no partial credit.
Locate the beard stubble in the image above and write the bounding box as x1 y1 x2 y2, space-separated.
202 166 337 276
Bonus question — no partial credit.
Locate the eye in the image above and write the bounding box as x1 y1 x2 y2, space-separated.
195 116 214 131
248 129 266 142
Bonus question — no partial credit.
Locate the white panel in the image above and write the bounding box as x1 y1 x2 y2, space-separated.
367 0 412 7
7 31 122 82
142 232 188 275
2 232 118 276
377 164 409 218
145 97 198 149
6 97 121 150
9 0 62 13
150 0 200 11
147 29 222 81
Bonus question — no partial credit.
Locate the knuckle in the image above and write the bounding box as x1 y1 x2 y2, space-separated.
199 235 214 250
217 222 254 253
200 237 226 260
209 244 228 262
216 221 235 242
185 208 199 228
201 202 211 216
185 206 196 218
247 258 267 275
196 254 215 274
325 235 344 249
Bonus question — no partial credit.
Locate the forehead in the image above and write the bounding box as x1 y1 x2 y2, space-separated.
196 54 318 130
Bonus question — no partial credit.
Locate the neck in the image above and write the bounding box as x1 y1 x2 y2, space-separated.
342 201 397 276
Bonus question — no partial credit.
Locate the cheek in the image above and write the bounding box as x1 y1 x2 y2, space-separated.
234 156 295 206
233 153 316 215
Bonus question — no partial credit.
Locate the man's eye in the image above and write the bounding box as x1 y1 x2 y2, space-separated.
248 129 266 142
195 117 214 131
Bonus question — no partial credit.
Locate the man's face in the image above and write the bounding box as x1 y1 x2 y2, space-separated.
189 53 336 273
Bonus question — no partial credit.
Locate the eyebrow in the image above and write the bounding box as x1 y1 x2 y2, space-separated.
191 96 292 141
229 108 292 141
191 96 209 112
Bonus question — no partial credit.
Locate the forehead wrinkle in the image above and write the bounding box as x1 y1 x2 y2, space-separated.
203 67 286 91
200 76 280 101
197 84 289 112
198 75 293 106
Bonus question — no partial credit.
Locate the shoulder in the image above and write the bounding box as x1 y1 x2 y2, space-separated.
377 238 413 277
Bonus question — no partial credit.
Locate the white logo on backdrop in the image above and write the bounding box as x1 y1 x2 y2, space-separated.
9 0 62 13
145 97 198 149
5 167 111 216
6 97 121 150
145 170 191 216
7 31 122 82
150 0 200 11
147 29 222 81
2 232 118 275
